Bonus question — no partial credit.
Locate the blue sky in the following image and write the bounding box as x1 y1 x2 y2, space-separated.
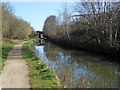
10 2 72 31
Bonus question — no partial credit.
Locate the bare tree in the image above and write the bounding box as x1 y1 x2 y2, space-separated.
2 2 33 39
56 3 72 40
73 1 120 47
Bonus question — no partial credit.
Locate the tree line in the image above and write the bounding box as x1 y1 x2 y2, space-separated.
43 1 120 55
1 2 34 39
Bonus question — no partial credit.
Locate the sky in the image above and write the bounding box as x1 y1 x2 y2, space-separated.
10 2 72 31
8 0 119 31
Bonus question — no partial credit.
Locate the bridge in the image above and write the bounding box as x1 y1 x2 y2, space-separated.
36 31 47 39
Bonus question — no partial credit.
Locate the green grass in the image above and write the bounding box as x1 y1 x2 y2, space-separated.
0 41 15 71
22 40 62 88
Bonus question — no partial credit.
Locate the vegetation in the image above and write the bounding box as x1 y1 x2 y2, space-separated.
43 1 120 56
0 38 22 71
22 40 62 88
0 2 35 71
1 2 34 39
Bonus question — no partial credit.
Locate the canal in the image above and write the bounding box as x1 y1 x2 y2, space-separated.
34 40 120 88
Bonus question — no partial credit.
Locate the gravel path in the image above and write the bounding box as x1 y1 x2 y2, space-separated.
0 41 30 88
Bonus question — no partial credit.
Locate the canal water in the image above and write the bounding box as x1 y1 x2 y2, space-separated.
34 40 120 88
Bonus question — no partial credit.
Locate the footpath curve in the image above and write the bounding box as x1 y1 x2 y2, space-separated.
0 41 30 88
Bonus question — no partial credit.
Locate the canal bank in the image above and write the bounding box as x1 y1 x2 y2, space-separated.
46 36 120 58
22 40 62 88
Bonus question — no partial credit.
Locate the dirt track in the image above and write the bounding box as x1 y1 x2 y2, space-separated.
0 41 30 88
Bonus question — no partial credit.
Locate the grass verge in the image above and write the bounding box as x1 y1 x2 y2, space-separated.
1 39 21 71
22 40 62 88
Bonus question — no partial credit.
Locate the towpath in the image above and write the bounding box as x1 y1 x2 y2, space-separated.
0 41 30 88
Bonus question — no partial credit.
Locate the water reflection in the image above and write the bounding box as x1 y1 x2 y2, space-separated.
35 41 120 88
36 39 46 46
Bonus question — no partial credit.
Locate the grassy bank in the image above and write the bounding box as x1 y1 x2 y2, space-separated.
0 38 22 71
22 40 62 88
